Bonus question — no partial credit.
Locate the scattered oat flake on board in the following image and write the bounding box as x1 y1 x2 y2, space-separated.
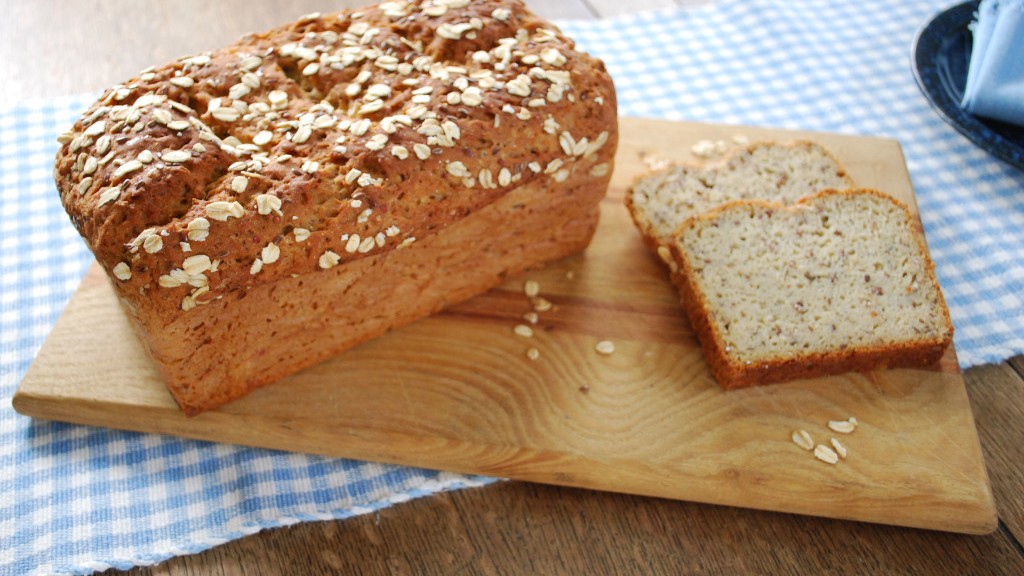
595 340 615 355
526 347 540 361
830 438 848 459
791 429 814 451
828 418 857 434
813 444 839 465
513 324 534 338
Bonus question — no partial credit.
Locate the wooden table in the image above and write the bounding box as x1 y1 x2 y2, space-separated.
3 1 1022 574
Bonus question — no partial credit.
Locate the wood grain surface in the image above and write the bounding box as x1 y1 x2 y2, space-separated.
4 1 1023 574
15 118 996 535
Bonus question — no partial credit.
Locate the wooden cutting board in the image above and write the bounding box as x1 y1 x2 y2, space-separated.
14 117 996 534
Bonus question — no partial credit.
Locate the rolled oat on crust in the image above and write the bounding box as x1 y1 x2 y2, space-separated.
55 0 617 414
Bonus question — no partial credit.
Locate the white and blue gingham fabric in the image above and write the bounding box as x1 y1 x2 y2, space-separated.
560 0 1024 365
0 98 500 576
2 0 1022 573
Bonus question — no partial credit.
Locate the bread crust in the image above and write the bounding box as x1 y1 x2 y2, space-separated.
670 189 954 389
146 167 607 414
53 0 617 413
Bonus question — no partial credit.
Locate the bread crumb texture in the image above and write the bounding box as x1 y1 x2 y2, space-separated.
627 140 853 249
672 189 953 388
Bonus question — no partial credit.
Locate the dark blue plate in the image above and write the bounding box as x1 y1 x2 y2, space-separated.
912 0 1024 169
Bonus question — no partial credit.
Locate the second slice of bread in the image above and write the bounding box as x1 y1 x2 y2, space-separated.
670 189 953 389
626 140 854 260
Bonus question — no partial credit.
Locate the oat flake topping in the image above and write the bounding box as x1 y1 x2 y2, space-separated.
53 0 616 314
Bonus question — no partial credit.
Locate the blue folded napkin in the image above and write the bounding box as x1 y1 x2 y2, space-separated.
961 0 1024 126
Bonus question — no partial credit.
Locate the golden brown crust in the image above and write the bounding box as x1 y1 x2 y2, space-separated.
670 188 954 389
157 165 607 414
55 0 616 320
54 0 618 413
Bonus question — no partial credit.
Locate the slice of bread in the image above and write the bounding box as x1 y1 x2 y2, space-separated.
669 188 953 389
626 140 854 262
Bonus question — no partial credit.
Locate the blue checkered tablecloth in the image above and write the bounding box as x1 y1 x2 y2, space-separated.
561 0 1024 364
2 0 1022 573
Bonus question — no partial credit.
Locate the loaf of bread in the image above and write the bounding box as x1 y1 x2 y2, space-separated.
626 141 853 261
669 189 953 389
53 0 617 414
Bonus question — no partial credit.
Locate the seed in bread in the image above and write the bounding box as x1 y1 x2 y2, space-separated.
669 189 953 389
626 140 854 255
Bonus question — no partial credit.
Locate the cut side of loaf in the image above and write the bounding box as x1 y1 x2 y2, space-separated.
670 189 953 389
626 140 854 259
